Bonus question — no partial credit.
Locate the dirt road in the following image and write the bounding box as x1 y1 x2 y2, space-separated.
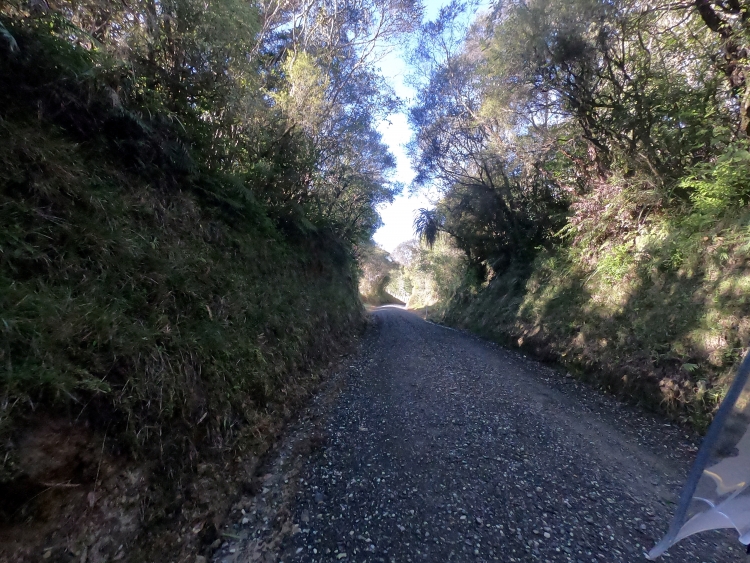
216 307 740 562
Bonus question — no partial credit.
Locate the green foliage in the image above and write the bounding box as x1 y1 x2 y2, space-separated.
435 200 750 430
0 121 362 482
414 208 440 248
680 145 750 216
387 238 468 310
358 243 401 304
2 0 411 243
407 0 750 429
595 242 634 282
273 52 330 134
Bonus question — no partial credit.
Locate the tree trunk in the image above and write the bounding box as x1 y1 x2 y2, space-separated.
694 0 750 134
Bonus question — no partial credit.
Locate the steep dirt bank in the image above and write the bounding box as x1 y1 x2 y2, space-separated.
0 122 365 561
0 68 365 563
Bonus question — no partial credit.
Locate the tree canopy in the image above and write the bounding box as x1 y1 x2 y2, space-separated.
409 0 750 273
1 0 421 244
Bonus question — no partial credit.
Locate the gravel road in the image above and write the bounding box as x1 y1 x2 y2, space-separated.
216 306 741 563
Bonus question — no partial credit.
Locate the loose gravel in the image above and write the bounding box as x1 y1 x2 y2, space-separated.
217 306 742 563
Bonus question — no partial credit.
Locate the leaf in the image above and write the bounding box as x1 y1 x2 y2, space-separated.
681 363 699 374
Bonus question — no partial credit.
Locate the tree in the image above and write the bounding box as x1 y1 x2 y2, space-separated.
408 0 741 278
3 0 419 244
255 0 421 241
358 243 399 301
692 0 750 134
408 1 568 271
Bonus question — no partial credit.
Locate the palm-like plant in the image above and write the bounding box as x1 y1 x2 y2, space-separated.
414 208 440 248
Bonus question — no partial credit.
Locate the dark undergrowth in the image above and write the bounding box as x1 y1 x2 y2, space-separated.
0 20 363 563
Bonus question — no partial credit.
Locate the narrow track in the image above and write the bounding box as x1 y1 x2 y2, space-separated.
219 307 740 563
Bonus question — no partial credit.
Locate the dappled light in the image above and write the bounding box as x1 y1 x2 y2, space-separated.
405 0 750 432
3 0 750 559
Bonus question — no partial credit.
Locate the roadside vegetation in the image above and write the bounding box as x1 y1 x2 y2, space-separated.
406 0 750 429
4 0 750 557
0 0 416 560
384 239 467 310
358 243 406 306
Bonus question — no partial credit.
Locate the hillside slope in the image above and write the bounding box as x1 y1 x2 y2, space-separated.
0 21 365 563
402 0 750 431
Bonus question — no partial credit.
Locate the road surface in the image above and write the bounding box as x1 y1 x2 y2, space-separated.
216 307 740 562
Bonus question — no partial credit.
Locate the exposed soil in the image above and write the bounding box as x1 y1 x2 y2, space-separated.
216 306 742 562
0 340 363 563
0 418 149 563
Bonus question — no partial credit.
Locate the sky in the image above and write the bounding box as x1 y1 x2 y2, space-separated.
371 0 445 253
372 0 490 253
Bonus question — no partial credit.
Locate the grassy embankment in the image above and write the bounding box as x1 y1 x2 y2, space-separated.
433 177 750 430
0 21 362 562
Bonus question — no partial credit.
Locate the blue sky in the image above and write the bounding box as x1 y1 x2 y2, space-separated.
371 0 446 253
373 0 488 253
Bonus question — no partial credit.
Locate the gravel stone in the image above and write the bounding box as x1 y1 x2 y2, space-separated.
223 307 740 562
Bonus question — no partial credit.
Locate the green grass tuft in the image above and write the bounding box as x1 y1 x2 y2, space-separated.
0 120 363 483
